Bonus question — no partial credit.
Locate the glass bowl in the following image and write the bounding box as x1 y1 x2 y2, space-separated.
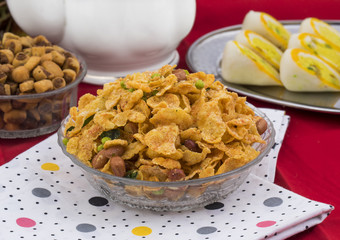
57 103 275 212
0 54 87 139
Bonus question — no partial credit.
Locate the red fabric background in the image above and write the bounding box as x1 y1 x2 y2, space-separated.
1 1 340 239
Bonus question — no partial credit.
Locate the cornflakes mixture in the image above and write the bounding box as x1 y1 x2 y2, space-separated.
63 65 266 182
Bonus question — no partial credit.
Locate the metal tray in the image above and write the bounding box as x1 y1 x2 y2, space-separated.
186 20 340 114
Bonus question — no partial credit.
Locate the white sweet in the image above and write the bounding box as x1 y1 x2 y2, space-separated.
280 48 340 92
242 10 289 50
235 30 283 69
221 41 281 86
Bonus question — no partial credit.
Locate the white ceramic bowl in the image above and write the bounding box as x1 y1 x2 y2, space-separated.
6 0 196 84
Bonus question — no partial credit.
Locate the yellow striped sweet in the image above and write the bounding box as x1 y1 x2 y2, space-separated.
235 29 283 70
280 48 340 92
288 32 340 71
300 18 340 50
242 10 290 50
221 40 282 86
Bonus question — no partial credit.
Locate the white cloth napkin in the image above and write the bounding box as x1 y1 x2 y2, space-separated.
0 109 333 240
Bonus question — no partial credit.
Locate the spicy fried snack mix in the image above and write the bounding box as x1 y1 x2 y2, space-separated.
63 65 266 182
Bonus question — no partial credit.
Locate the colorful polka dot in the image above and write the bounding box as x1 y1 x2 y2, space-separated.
263 197 283 207
197 226 217 234
89 196 109 207
32 187 51 198
76 223 96 232
256 220 276 228
132 226 152 236
205 202 224 210
41 163 60 171
16 217 36 228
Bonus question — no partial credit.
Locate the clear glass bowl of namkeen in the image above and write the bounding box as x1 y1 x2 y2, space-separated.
57 65 275 211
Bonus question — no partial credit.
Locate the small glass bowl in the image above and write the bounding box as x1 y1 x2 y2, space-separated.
0 54 87 139
57 104 275 211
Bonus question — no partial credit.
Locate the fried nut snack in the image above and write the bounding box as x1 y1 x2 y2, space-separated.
0 32 82 131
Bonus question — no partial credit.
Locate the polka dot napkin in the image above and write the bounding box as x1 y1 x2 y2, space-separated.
0 109 333 240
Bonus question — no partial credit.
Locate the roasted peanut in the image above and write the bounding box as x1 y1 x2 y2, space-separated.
92 151 110 169
92 146 125 169
105 145 125 157
184 139 200 152
167 168 186 181
173 69 187 81
110 156 126 177
256 117 268 135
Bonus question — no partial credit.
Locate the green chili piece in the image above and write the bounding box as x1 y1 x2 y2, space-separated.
66 126 75 133
82 114 94 127
125 170 138 179
142 92 148 101
100 129 120 139
184 69 189 75
151 90 159 96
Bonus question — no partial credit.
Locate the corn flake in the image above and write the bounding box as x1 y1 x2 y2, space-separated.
64 64 267 182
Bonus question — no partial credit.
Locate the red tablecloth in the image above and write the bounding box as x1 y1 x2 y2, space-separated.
1 1 340 239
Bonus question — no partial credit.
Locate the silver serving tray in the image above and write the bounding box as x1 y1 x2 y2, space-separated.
186 20 340 114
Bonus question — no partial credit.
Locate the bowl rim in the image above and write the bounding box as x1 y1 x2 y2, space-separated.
57 102 276 187
0 53 87 100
